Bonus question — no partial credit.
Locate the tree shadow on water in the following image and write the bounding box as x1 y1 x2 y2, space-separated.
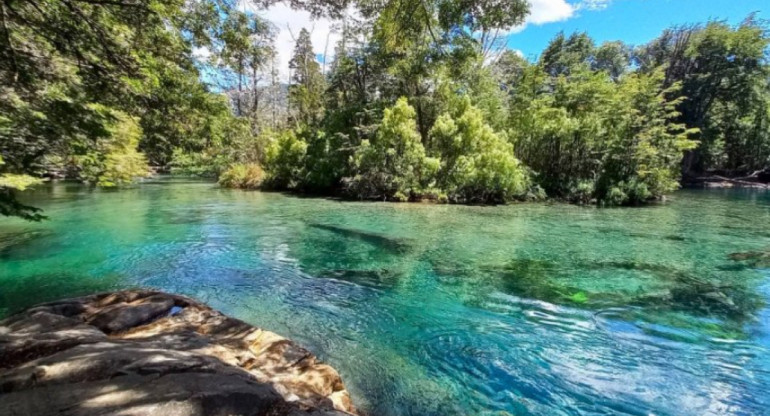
0 273 128 318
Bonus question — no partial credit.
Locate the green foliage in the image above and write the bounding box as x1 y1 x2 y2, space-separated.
593 41 631 80
1 0 767 216
73 107 149 188
430 97 529 202
510 64 696 205
346 98 438 200
0 156 44 220
289 28 325 126
594 71 697 204
0 0 263 217
636 18 770 175
170 150 222 177
218 163 265 189
0 174 41 191
569 181 595 205
510 66 612 197
264 130 309 189
539 32 595 77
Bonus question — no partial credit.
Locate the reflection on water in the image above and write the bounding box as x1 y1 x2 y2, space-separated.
1 177 769 416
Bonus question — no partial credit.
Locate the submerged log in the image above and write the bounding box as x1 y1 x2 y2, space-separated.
684 172 770 188
0 290 356 416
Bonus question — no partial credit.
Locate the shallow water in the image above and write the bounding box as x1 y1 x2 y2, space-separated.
2 177 769 416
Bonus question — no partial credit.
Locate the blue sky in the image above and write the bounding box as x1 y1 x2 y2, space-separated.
507 0 769 61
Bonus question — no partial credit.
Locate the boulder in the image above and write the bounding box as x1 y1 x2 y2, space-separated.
0 290 356 416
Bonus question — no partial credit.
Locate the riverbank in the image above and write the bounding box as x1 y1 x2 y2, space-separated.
0 290 356 416
683 169 770 189
684 177 770 189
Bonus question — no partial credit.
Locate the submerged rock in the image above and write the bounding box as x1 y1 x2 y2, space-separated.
0 290 356 416
729 249 770 268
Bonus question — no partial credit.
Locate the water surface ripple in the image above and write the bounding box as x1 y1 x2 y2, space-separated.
1 178 769 416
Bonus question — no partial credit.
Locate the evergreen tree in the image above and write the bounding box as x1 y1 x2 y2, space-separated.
288 28 325 126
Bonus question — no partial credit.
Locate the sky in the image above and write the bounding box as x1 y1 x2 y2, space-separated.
233 0 769 81
508 0 769 60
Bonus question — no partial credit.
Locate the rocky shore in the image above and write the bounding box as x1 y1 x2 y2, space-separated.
0 290 356 416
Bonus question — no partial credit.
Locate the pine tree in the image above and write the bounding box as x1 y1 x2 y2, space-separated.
288 28 325 126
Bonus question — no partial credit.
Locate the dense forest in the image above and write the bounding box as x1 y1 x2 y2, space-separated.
1 0 769 219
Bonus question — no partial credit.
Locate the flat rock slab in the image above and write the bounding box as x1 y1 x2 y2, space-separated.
0 290 356 416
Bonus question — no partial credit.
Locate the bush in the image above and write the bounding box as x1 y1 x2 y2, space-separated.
604 186 627 206
430 96 529 203
346 98 437 200
264 130 308 189
392 191 408 202
569 181 595 204
218 163 265 189
525 184 548 201
597 179 654 206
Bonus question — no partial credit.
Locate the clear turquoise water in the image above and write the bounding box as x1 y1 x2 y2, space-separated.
2 177 769 416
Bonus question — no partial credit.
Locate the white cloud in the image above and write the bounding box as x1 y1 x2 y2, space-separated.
576 0 613 11
506 0 574 34
192 46 211 60
508 0 613 33
528 0 576 25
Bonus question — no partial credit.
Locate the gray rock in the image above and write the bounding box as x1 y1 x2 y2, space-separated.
0 290 356 416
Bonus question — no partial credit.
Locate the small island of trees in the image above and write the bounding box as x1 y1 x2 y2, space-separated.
2 0 769 219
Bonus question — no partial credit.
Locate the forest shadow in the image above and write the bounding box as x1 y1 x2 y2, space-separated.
0 229 57 261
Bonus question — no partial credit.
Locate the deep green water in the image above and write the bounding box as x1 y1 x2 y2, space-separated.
2 177 770 416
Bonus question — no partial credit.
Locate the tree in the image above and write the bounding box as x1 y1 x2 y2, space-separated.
595 70 697 204
219 11 275 122
288 28 325 126
430 96 529 202
346 98 438 200
74 106 150 187
0 156 43 220
264 129 308 189
509 61 696 205
636 18 770 175
539 32 595 77
593 41 630 81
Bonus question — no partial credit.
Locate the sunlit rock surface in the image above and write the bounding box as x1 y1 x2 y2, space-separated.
0 290 356 416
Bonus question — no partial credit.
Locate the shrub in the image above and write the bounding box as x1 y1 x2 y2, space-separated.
430 96 529 203
170 149 229 177
218 163 265 189
264 130 308 189
604 186 627 206
525 184 548 201
392 191 408 202
569 181 595 204
346 98 437 200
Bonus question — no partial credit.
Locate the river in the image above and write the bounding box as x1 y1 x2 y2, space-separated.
1 177 769 416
